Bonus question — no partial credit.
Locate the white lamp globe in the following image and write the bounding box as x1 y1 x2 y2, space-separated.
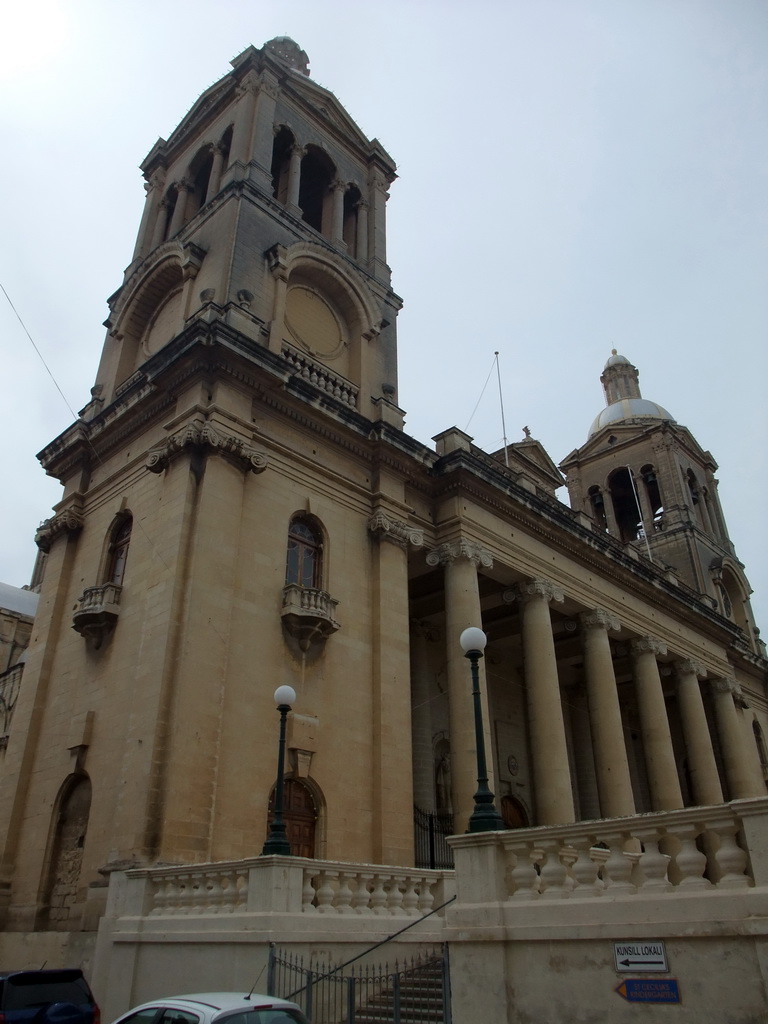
274 685 297 707
459 627 487 653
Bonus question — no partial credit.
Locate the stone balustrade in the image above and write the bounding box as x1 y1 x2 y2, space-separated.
282 343 359 407
113 857 453 919
448 797 768 903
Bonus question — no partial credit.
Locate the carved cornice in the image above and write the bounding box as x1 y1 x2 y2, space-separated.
580 608 621 633
368 511 423 550
630 636 667 658
146 422 268 475
35 507 84 552
425 539 493 569
503 577 564 606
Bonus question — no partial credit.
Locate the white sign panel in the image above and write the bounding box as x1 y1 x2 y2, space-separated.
614 941 668 973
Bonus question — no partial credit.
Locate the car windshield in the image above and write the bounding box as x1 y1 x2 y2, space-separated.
3 974 91 1010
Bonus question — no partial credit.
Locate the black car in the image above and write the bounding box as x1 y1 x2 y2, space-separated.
0 970 100 1024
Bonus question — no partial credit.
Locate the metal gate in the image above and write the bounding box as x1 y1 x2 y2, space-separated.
268 943 451 1024
413 807 454 869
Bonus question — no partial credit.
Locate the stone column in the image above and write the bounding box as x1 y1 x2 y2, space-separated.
580 610 635 818
675 659 723 806
355 198 369 261
711 678 765 798
331 179 346 243
286 145 303 211
168 181 191 238
513 578 575 824
426 540 495 831
151 199 169 249
630 636 683 810
205 145 226 204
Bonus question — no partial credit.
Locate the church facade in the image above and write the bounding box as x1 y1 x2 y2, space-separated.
0 40 766 1012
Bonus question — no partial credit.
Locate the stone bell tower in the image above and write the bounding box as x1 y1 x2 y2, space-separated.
0 38 413 933
561 351 761 652
89 36 402 426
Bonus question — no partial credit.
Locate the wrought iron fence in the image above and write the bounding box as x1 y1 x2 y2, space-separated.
268 943 450 1024
413 807 454 870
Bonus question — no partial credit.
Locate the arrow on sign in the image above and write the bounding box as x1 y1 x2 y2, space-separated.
619 958 664 967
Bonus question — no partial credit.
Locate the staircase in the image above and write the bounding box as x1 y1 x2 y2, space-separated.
350 954 447 1024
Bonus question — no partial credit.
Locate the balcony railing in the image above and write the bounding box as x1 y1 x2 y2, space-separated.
282 344 359 408
72 582 122 648
281 584 340 650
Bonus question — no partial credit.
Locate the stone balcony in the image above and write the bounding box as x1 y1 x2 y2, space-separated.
72 582 123 648
281 583 341 650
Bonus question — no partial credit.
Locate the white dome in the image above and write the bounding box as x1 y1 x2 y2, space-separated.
588 398 675 437
604 351 631 368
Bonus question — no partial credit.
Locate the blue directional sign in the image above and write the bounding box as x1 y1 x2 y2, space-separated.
616 979 681 1003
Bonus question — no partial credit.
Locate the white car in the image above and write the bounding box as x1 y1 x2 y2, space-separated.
109 993 308 1024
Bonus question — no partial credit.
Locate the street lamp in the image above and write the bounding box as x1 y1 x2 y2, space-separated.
459 627 505 833
262 684 296 856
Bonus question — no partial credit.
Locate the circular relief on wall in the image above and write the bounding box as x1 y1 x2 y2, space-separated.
507 754 520 776
285 285 346 359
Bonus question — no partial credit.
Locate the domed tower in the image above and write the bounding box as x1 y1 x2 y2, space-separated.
561 352 761 651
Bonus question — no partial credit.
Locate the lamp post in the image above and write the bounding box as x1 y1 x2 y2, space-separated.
262 684 296 856
459 627 505 833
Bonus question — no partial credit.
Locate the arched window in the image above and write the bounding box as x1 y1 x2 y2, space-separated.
106 517 132 586
753 721 768 781
286 517 322 589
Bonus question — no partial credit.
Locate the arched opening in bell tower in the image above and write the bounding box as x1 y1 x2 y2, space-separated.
298 146 335 233
607 467 642 543
271 125 295 203
640 464 664 528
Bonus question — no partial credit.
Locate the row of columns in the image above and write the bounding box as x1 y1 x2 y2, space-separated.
426 541 765 830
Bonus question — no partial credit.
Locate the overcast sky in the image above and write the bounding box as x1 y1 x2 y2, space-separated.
1 0 766 626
